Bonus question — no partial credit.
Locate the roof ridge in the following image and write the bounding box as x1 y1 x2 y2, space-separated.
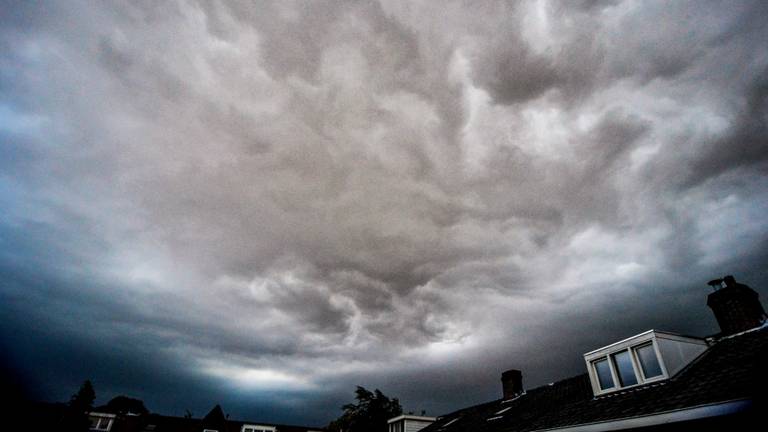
716 321 768 341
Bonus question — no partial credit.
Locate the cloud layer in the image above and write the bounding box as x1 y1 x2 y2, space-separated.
2 0 768 425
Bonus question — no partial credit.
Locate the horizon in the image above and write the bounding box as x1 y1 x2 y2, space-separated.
2 0 768 426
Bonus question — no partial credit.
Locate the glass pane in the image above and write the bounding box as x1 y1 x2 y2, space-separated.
635 343 663 378
593 358 614 390
612 350 638 386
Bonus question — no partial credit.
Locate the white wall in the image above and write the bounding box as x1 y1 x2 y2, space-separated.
656 336 707 376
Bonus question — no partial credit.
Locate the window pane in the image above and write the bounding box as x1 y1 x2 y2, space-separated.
593 358 614 390
612 350 638 386
635 343 663 378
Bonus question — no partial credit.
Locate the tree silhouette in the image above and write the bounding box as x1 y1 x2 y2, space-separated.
70 380 95 410
105 395 149 415
328 386 402 432
61 380 95 432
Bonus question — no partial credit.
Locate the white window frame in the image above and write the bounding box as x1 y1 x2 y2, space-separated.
584 330 669 396
389 421 402 432
89 413 116 431
241 425 277 432
94 417 113 431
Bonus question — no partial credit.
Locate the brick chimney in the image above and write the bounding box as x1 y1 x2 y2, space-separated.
707 275 767 336
501 369 523 400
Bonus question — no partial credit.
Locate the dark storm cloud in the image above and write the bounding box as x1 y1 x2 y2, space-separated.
2 0 768 425
685 70 768 187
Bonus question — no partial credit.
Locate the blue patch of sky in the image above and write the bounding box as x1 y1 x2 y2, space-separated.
0 103 46 136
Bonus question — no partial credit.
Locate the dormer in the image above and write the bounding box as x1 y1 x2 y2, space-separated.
388 415 436 432
88 412 115 431
583 330 707 396
241 425 276 432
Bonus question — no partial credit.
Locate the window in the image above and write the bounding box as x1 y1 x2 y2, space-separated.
635 342 663 379
611 350 638 387
241 425 276 432
593 358 614 390
89 415 114 431
587 338 665 395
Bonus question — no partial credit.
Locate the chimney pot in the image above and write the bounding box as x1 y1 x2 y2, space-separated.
501 369 523 400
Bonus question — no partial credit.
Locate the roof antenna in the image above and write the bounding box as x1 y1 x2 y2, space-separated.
707 278 724 291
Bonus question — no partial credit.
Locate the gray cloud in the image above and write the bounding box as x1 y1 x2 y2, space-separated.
2 0 768 426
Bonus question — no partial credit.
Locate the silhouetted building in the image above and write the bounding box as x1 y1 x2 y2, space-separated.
27 402 327 432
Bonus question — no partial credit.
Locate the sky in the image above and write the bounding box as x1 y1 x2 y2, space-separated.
1 0 768 426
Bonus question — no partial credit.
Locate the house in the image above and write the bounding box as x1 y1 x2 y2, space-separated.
77 403 325 432
404 275 768 432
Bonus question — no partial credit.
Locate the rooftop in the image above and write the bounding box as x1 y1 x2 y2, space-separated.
420 324 768 432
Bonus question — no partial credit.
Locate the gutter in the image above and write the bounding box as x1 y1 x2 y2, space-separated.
531 399 752 432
